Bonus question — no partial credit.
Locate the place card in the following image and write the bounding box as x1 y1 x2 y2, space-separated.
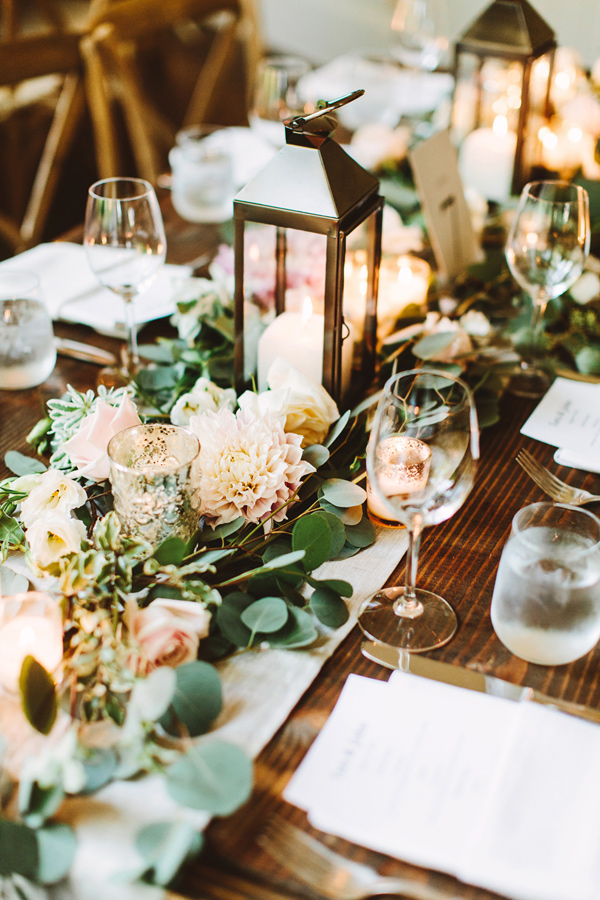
285 671 600 900
520 377 600 470
408 129 483 282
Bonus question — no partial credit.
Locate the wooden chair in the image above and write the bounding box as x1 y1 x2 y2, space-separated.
0 30 85 253
81 0 261 184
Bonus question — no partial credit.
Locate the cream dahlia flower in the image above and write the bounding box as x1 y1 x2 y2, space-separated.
189 406 315 530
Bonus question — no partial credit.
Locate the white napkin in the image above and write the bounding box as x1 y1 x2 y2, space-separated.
0 243 192 337
554 448 600 474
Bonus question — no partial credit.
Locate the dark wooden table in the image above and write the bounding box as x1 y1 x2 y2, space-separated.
2 196 600 900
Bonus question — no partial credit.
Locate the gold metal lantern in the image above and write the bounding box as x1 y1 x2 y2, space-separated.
452 0 556 199
233 91 384 403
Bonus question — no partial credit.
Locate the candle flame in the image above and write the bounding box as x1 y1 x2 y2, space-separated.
359 265 368 298
248 243 260 263
397 261 413 285
493 115 508 138
302 296 313 325
567 125 583 144
538 125 558 149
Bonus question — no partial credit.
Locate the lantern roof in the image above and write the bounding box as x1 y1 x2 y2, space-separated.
234 120 379 231
456 0 555 60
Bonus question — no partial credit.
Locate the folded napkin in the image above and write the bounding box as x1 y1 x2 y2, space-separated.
554 447 600 474
0 243 192 337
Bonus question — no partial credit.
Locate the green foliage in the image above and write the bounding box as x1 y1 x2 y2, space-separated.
161 661 222 738
166 741 252 814
19 657 57 736
136 821 203 886
4 452 46 477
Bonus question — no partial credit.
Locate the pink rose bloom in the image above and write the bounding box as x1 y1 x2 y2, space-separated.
62 395 141 481
131 598 211 674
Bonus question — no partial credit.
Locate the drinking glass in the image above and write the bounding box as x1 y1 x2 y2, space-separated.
390 0 449 72
359 368 479 652
0 271 56 390
505 180 590 397
491 503 600 665
84 177 167 376
249 55 311 147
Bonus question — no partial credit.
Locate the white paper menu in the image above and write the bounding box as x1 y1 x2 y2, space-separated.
284 673 600 900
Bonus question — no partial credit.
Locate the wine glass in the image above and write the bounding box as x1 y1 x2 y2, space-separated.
390 0 449 72
505 180 590 397
84 177 167 377
358 368 479 653
249 55 311 147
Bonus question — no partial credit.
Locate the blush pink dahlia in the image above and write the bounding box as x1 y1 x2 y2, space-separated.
189 406 315 530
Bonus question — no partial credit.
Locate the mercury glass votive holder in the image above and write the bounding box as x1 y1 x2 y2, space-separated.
108 424 200 547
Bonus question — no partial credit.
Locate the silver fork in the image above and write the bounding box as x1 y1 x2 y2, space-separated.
258 817 464 900
516 449 600 505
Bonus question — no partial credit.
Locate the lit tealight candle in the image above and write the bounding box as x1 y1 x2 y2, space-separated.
367 435 431 526
257 297 355 396
0 592 63 693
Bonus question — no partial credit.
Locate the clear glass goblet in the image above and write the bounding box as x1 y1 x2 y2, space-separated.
505 179 590 397
358 368 479 653
84 177 167 378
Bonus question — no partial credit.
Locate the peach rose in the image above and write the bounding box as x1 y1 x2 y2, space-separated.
62 394 141 481
130 598 211 674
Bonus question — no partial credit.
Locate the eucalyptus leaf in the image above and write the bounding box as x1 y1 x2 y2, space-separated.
80 748 119 794
138 343 177 363
575 345 600 375
0 511 25 545
302 444 330 468
152 536 187 567
335 543 361 559
19 657 57 736
136 365 182 391
413 332 456 359
0 565 28 594
0 820 38 878
316 578 353 598
161 661 222 737
344 517 376 549
267 606 319 649
18 780 65 829
201 518 244 542
35 823 77 884
309 586 349 628
321 479 367 508
323 410 351 448
240 597 289 634
292 515 332 571
136 821 202 886
166 741 252 814
216 592 254 646
4 452 46 477
319 500 362 526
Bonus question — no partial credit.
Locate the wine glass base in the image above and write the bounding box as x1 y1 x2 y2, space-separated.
508 364 552 399
358 586 457 653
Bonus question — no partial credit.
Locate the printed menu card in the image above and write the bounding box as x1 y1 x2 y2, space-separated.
285 672 600 900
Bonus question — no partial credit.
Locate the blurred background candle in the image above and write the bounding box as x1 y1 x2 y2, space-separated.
257 296 355 395
459 115 517 203
367 435 431 525
0 592 63 693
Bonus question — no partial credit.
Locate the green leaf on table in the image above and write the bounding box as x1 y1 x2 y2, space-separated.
166 741 252 815
240 597 289 634
413 332 456 359
0 564 28 594
80 748 119 794
319 500 364 526
302 444 330 468
320 479 366 508
19 656 57 735
35 822 77 884
314 578 353 598
335 543 361 559
292 514 332 571
216 591 254 646
4 451 46 477
138 343 178 363
344 517 376 549
311 510 347 559
267 606 318 648
323 410 351 448
309 586 349 628
161 661 222 737
136 821 203 887
19 778 64 829
152 536 187 567
575 345 600 375
0 820 38 878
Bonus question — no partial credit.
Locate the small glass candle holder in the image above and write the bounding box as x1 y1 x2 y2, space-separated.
0 592 64 693
366 435 432 527
108 424 200 547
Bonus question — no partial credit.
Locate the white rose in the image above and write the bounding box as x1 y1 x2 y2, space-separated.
570 271 600 305
170 377 236 426
26 513 86 569
459 310 492 338
239 359 339 448
20 468 87 529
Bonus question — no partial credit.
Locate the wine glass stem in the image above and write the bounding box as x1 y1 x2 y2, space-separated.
123 295 139 370
393 518 424 618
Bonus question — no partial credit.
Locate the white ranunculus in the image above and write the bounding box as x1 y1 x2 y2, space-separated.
570 271 600 305
170 376 236 426
239 359 339 448
19 467 87 529
26 513 86 569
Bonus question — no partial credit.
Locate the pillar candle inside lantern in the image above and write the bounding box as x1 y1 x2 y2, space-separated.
257 296 354 395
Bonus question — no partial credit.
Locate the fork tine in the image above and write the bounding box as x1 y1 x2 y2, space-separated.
516 451 572 502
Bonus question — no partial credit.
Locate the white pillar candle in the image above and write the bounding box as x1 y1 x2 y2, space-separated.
257 297 355 396
459 115 517 203
367 435 431 524
0 592 63 693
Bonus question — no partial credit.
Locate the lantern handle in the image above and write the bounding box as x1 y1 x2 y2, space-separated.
289 90 365 129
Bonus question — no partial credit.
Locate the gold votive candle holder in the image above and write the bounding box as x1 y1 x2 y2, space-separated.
367 435 432 527
108 424 200 547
